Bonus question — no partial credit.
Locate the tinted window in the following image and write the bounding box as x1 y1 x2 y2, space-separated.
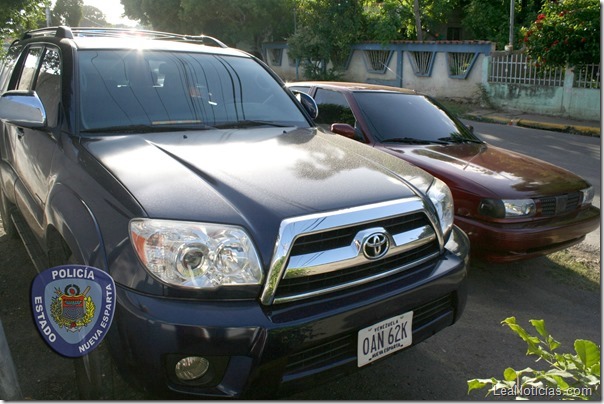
78 50 309 132
314 88 355 128
35 47 61 127
353 92 477 142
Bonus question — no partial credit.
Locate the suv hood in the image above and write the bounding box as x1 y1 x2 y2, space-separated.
83 127 433 245
381 142 590 198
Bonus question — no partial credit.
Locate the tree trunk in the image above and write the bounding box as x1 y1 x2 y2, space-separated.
413 0 423 41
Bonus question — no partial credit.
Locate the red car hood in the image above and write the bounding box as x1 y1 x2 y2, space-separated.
379 142 590 199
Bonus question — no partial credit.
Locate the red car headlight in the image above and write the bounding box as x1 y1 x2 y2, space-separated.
479 198 536 219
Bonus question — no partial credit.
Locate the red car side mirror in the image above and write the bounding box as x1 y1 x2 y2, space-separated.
330 123 357 139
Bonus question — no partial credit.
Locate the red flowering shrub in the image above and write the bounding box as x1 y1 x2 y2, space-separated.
520 0 600 68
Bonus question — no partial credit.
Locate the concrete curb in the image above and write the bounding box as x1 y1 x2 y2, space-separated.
514 120 601 137
464 113 601 137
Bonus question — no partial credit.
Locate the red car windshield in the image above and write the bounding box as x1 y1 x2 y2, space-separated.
353 92 480 144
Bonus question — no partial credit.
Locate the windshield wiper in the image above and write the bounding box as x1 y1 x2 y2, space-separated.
381 137 450 145
214 120 292 129
438 136 484 144
81 123 212 134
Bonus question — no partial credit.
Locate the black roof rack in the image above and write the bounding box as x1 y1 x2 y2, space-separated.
20 26 228 48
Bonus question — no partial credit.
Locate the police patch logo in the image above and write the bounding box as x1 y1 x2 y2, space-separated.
31 265 115 358
50 284 95 332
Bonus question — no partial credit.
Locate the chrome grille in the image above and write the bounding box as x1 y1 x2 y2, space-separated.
275 240 440 299
260 198 442 305
289 212 429 256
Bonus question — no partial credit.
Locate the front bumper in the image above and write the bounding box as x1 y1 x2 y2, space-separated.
109 227 469 398
456 206 600 262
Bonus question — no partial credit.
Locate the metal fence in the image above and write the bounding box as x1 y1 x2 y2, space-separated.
408 51 434 76
489 52 565 86
363 49 393 73
488 51 600 89
574 64 601 89
447 51 478 79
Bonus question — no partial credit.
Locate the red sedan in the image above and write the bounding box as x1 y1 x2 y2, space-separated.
287 81 600 262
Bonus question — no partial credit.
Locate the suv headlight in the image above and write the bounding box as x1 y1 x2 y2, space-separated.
426 178 454 239
130 219 262 288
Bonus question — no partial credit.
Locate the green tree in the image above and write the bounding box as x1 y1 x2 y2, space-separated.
52 0 84 27
414 0 460 39
521 0 600 68
363 0 414 41
363 0 459 42
288 0 365 79
463 0 543 49
121 0 294 53
81 5 108 27
0 0 48 40
121 0 183 32
180 0 295 54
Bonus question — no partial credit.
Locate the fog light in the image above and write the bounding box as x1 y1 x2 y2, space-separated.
175 356 210 381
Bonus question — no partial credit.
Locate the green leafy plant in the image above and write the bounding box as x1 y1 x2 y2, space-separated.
521 0 600 68
0 0 48 43
468 317 600 400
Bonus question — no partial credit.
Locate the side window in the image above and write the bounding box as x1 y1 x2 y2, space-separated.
34 47 62 127
16 46 43 91
314 89 356 128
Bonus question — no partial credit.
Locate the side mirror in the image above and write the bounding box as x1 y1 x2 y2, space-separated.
0 91 47 128
330 123 357 139
292 90 318 119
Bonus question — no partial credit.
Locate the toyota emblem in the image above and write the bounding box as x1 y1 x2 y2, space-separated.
362 232 389 260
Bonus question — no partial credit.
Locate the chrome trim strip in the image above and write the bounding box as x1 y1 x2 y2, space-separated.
283 225 435 279
260 197 436 305
273 251 440 305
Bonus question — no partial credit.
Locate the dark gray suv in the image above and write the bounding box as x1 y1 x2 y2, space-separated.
0 26 469 399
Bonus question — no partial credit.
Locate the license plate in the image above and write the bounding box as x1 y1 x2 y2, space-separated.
357 311 413 367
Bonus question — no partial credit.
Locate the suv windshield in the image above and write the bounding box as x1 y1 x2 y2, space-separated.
78 50 309 132
353 92 481 144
